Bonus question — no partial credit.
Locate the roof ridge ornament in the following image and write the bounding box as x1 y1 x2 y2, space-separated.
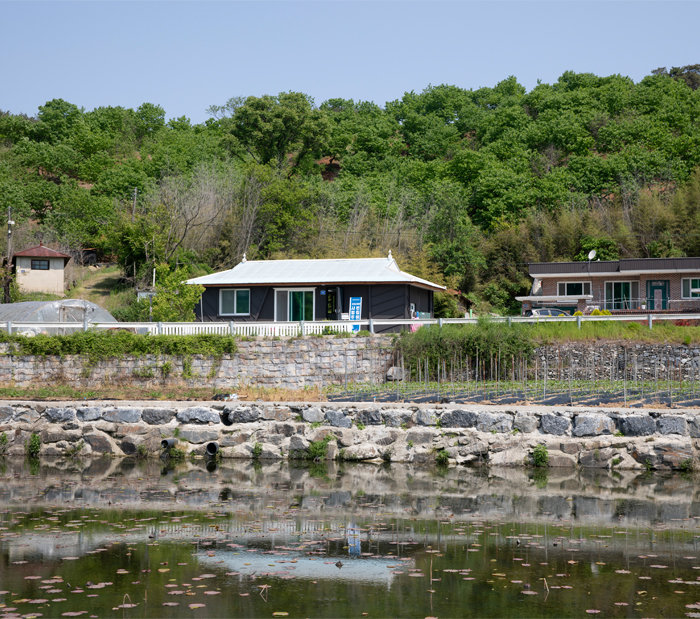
241 252 247 263
388 250 393 261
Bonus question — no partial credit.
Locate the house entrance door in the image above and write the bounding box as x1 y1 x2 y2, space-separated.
646 280 669 310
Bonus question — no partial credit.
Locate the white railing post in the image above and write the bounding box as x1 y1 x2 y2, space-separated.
157 321 163 335
6 321 11 335
229 321 234 336
577 315 582 329
648 314 653 330
369 318 374 334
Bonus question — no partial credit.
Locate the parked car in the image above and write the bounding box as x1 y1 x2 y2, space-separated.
525 308 571 317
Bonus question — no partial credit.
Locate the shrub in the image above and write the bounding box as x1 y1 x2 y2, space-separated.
435 448 449 466
252 442 263 459
532 443 549 467
307 435 335 461
573 311 583 316
0 432 7 455
25 433 41 459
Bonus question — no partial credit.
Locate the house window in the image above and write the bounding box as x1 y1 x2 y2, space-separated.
682 278 700 298
274 288 315 321
605 281 639 310
219 289 250 316
31 259 50 270
557 282 591 297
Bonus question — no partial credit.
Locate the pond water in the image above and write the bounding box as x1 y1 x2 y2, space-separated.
2 458 700 618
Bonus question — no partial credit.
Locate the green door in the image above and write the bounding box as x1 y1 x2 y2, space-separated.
646 280 669 310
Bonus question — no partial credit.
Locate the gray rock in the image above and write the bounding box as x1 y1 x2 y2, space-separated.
142 408 175 425
0 406 14 422
289 435 311 453
302 407 325 423
689 418 700 438
103 408 142 424
540 414 571 435
41 428 81 444
513 413 538 433
77 407 102 422
416 409 438 426
341 443 382 460
226 406 261 424
440 409 478 428
619 415 656 436
45 407 76 423
386 366 406 381
120 437 142 455
325 410 352 428
382 409 413 427
177 407 219 424
477 412 513 433
177 428 220 444
657 416 688 435
573 414 615 437
356 409 382 426
83 433 115 454
579 447 616 468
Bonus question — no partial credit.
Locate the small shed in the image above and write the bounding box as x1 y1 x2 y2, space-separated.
12 243 71 295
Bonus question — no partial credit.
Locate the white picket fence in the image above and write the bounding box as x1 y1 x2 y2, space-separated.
1 313 700 337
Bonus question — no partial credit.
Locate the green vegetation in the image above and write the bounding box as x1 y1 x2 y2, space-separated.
532 444 549 468
0 331 237 361
25 433 41 459
435 448 450 466
2 68 700 314
64 440 84 458
252 442 263 459
305 435 335 461
0 432 8 455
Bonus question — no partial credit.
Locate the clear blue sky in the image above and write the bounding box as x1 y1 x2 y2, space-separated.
2 0 698 123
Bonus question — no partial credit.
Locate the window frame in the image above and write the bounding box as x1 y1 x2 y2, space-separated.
273 287 316 322
681 278 700 299
30 259 50 271
604 280 639 310
219 288 251 317
557 281 591 297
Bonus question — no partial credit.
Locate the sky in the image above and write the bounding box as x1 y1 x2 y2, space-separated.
2 0 699 123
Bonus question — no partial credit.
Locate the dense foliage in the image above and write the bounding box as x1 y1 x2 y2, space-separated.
0 330 237 360
2 66 700 313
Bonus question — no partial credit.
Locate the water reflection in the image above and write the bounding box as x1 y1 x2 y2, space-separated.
1 459 700 617
0 457 697 528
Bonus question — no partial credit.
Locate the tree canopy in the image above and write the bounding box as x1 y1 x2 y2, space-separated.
2 67 700 314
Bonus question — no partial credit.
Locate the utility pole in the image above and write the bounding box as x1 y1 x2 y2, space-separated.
4 206 14 303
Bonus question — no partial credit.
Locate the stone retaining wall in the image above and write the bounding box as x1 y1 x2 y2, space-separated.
1 339 700 390
0 337 394 389
2 400 699 471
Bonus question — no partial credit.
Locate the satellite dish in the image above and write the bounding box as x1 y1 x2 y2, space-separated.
587 249 597 261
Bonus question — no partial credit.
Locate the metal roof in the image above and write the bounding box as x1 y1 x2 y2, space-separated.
12 243 71 264
529 257 700 276
186 255 445 291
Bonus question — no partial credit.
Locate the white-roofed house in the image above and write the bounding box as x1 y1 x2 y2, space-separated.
186 253 444 326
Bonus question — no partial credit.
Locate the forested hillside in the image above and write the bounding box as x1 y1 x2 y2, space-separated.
2 66 699 314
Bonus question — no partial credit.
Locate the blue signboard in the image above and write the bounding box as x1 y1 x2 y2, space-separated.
349 297 362 321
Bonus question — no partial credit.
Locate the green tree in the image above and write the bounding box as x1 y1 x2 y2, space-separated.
151 264 204 322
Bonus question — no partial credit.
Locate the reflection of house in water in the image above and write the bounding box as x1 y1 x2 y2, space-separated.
195 549 402 585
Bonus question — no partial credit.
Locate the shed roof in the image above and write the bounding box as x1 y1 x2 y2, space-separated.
12 243 71 265
186 255 445 291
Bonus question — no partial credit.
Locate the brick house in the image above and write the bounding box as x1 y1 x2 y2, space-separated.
516 257 700 314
